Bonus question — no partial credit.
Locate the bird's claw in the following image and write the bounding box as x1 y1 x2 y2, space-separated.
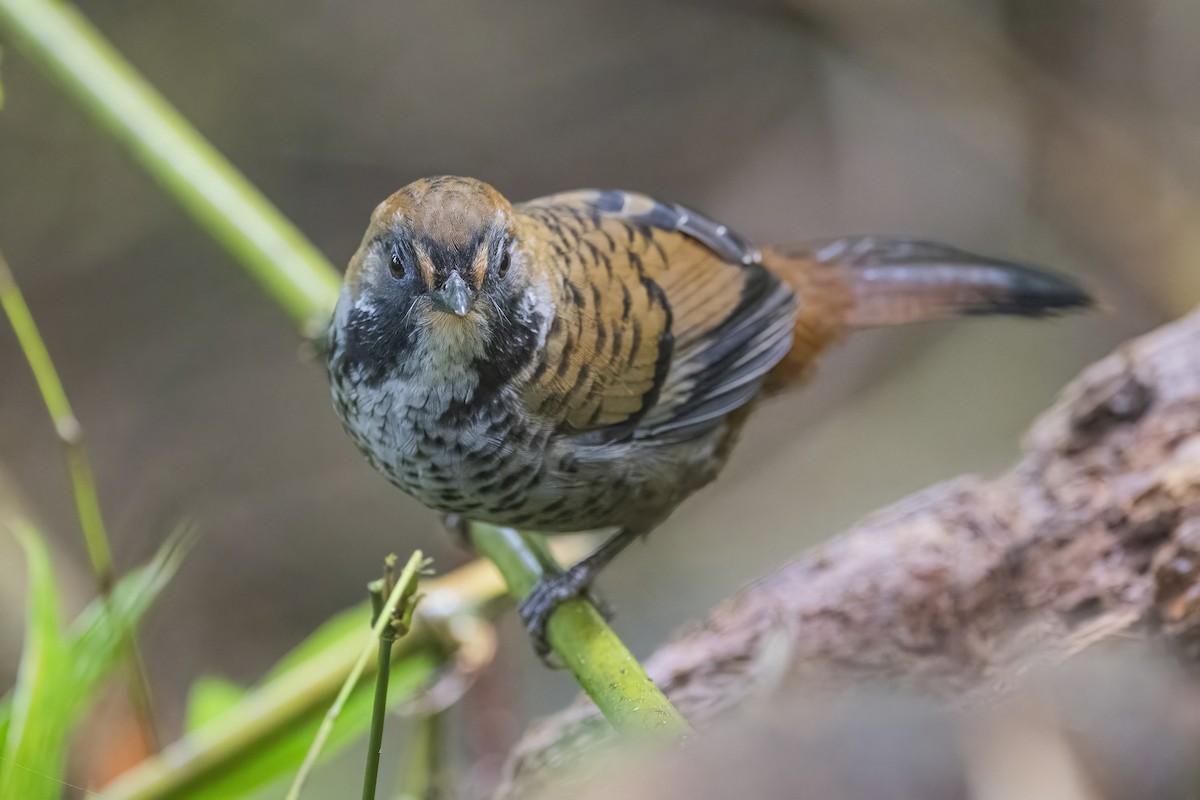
518 565 612 667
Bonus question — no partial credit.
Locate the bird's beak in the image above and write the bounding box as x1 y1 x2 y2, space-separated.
433 270 473 317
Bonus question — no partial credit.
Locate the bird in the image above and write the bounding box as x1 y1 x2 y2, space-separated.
326 175 1093 660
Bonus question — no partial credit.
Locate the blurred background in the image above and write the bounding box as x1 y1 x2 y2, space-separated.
0 0 1195 793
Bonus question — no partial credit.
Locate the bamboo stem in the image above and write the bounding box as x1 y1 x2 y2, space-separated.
362 635 395 800
0 248 160 751
0 0 340 336
471 525 691 736
286 552 422 800
0 251 113 590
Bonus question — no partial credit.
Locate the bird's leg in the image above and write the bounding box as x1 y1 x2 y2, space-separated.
518 527 640 665
440 513 473 550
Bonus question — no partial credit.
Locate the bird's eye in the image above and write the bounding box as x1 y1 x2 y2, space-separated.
388 248 405 279
497 248 511 279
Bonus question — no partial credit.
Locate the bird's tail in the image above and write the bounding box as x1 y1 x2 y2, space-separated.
759 236 1094 390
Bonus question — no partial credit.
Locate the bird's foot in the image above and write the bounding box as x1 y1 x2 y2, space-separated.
518 564 613 666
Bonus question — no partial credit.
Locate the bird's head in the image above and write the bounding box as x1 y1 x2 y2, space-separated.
333 176 542 384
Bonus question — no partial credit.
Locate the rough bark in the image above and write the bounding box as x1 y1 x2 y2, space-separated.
498 308 1200 798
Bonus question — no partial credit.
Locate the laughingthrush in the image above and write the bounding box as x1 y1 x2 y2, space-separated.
327 176 1092 659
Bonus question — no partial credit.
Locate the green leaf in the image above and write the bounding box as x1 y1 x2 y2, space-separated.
68 531 189 694
0 697 11 760
185 676 245 732
0 522 72 800
0 45 5 111
181 651 438 800
0 525 186 800
102 583 438 798
183 585 363 742
175 590 429 799
176 593 404 797
263 602 372 685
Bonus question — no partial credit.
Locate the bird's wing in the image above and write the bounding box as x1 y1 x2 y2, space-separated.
518 190 796 442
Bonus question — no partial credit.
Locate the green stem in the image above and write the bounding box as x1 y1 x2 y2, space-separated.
362 630 394 800
99 555 501 800
0 248 160 751
286 552 424 800
0 250 112 588
0 0 340 336
470 525 691 737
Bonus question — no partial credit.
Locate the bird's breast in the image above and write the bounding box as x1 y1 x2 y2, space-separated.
328 318 728 532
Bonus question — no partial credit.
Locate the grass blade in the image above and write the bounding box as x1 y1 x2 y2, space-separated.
0 522 71 800
0 525 188 798
69 532 190 695
0 699 9 750
185 678 246 734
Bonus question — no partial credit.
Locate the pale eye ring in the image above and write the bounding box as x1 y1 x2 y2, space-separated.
388 247 405 279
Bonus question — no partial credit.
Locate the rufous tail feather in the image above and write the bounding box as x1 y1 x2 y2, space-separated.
761 236 1094 391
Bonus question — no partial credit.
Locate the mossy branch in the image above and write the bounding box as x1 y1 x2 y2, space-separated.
0 0 687 743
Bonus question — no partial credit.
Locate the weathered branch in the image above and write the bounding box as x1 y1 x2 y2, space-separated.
499 307 1200 797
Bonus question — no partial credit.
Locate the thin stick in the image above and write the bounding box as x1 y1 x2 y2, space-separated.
0 247 160 751
286 551 424 800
